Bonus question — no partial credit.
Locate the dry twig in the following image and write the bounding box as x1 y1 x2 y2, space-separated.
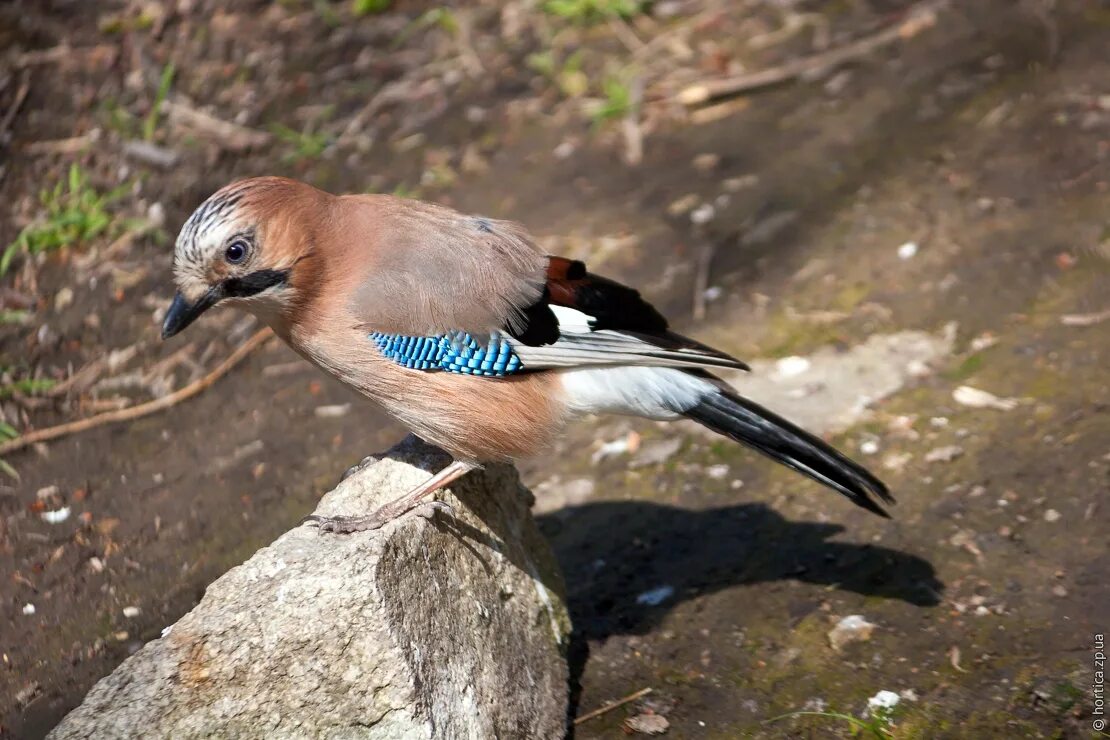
0 329 273 457
692 243 717 321
164 100 272 151
0 71 31 145
574 687 653 725
674 0 945 106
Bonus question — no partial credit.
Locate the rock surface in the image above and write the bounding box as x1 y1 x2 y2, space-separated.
50 438 571 739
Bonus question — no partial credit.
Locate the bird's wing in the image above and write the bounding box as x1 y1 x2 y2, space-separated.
351 207 748 376
504 256 750 373
350 197 547 336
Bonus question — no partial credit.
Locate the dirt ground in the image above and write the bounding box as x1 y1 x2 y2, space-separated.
1 0 1107 737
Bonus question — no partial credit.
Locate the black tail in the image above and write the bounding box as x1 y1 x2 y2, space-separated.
685 389 894 517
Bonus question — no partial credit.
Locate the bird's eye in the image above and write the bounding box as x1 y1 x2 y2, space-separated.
225 240 249 264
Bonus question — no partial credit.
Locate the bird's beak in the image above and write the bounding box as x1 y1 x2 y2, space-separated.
161 286 223 339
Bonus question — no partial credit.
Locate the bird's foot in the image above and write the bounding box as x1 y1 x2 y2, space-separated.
302 499 454 535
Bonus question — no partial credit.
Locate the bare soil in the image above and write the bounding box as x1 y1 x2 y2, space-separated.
1 1 1107 737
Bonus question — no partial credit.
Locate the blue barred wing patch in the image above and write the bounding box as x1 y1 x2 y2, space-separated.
370 330 524 376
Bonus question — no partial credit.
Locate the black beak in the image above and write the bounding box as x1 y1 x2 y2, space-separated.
161 287 223 339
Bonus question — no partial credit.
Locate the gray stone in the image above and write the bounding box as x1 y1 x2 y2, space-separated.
50 437 571 739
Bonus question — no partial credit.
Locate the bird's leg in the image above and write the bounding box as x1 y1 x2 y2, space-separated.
303 459 476 534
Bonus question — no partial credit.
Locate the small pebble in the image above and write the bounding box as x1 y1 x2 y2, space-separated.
122 606 141 618
828 614 876 651
897 241 918 260
55 287 75 312
867 690 901 713
722 174 758 192
40 507 71 524
624 713 669 735
775 356 811 378
1043 509 1061 522
925 445 964 463
552 141 575 159
22 603 35 616
690 203 716 225
147 201 166 227
314 404 351 418
692 153 720 172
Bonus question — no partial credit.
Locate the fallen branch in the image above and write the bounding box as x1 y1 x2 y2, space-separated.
0 329 273 457
0 70 30 145
164 99 272 152
692 243 717 321
674 0 945 106
574 687 653 725
1060 308 1110 327
14 44 117 68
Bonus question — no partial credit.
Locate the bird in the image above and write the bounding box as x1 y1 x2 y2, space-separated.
162 176 892 533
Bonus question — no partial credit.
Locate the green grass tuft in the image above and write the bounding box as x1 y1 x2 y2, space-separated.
143 62 175 141
270 122 333 163
542 0 648 23
352 0 391 15
1 165 129 277
590 75 634 124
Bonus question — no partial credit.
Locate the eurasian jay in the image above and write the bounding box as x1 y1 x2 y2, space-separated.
162 177 892 532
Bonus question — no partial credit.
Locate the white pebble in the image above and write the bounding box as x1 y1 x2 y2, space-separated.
40 507 71 524
22 603 35 616
897 241 918 260
1044 509 1061 522
860 439 880 455
706 464 730 479
147 202 166 228
552 141 575 159
775 356 811 378
122 606 141 618
314 404 351 418
867 690 901 712
690 203 716 225
953 385 1019 411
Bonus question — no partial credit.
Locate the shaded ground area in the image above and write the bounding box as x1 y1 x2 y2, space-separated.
1 0 1107 737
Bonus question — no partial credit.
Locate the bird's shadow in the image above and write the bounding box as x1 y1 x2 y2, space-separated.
373 442 942 733
533 499 943 732
537 500 942 639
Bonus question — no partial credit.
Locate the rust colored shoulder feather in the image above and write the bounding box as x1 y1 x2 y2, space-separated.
544 256 668 334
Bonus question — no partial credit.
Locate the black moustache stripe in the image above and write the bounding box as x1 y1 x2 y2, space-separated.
222 269 290 298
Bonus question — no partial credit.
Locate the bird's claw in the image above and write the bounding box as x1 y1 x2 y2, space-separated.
301 499 453 535
415 499 455 521
300 513 388 534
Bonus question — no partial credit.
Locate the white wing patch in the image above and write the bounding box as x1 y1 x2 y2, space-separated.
560 366 715 419
548 304 595 332
511 293 747 373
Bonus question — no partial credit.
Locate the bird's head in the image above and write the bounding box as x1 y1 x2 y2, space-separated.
162 177 323 339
